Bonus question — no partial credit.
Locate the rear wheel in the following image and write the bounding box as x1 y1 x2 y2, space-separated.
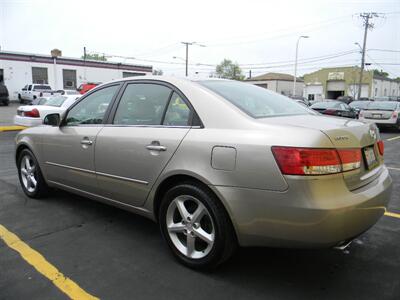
17 149 49 198
159 182 236 269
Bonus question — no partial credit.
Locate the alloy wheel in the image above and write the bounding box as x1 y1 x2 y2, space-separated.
166 195 215 259
20 155 37 193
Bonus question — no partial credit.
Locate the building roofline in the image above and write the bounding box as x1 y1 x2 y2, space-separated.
0 50 152 72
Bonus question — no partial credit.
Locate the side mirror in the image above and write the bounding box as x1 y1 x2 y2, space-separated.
43 113 61 126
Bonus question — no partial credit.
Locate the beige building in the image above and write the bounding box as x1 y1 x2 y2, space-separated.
304 66 400 101
245 72 304 97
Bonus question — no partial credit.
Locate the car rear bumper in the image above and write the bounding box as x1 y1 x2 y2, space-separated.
13 115 43 127
212 165 392 248
362 118 398 126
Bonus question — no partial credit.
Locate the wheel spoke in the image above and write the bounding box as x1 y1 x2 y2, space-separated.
193 227 214 245
186 234 195 257
175 198 190 220
191 203 206 223
30 176 37 188
167 222 186 233
25 157 31 171
21 168 28 176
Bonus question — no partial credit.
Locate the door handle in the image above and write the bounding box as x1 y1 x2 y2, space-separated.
81 139 93 145
146 145 167 151
146 141 167 152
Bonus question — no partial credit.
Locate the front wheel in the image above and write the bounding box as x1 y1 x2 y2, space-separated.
17 149 49 198
159 182 236 269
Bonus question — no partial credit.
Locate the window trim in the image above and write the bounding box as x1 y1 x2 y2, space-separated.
61 83 122 127
106 80 203 128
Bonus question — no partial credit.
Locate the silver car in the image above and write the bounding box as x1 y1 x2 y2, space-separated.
359 101 400 131
15 77 392 269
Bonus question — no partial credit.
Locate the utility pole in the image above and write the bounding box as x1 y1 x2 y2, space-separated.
357 12 379 100
181 42 206 77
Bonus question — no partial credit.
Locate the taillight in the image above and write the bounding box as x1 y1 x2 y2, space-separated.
24 109 40 118
392 111 398 119
324 109 336 115
377 140 384 156
337 149 361 171
271 147 361 176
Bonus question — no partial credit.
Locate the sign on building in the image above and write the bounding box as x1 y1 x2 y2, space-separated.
328 72 344 80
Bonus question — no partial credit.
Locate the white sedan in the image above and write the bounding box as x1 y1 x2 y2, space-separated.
14 95 80 127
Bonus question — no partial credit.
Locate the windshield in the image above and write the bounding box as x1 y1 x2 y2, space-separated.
367 101 398 110
44 96 68 107
349 101 371 109
34 85 51 90
198 80 312 118
311 102 340 109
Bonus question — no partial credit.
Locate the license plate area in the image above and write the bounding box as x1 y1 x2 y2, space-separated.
372 114 382 119
363 146 378 170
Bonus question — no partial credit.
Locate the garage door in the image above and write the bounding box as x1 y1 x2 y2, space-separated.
306 85 323 94
327 81 345 91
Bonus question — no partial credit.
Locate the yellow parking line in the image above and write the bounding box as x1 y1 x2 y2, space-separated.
0 126 27 132
0 224 99 300
385 212 400 219
387 135 400 141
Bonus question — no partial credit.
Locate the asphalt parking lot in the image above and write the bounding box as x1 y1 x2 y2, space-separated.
0 129 399 300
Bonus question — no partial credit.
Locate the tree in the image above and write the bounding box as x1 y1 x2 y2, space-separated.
373 69 389 78
81 53 107 61
152 69 163 75
215 59 244 80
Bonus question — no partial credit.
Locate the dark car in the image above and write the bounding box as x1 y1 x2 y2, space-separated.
310 100 357 118
0 83 10 106
349 100 372 118
337 95 354 104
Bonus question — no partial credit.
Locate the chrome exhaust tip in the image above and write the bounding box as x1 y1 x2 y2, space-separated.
333 239 353 251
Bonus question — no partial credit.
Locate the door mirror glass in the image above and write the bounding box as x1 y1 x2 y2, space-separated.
43 113 61 126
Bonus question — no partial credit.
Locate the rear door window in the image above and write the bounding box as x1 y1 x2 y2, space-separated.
113 83 172 125
163 92 191 126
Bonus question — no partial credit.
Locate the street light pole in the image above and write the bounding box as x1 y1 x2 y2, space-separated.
181 42 206 77
293 35 309 97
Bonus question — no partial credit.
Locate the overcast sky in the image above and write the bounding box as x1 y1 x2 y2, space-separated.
0 0 399 78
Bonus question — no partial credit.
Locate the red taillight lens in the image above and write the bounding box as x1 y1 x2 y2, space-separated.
272 147 361 175
337 149 362 171
24 108 40 118
377 140 384 156
324 109 336 115
392 112 398 119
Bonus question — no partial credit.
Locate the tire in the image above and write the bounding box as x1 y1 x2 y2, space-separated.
17 149 49 198
159 182 236 270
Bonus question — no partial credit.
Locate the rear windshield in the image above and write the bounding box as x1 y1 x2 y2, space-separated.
44 96 67 107
367 101 398 110
349 101 371 109
198 80 312 118
311 102 340 109
34 85 51 90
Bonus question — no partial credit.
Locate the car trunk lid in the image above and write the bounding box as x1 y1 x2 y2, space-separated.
261 115 383 190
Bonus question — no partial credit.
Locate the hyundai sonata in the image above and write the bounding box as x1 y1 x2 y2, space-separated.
15 77 392 269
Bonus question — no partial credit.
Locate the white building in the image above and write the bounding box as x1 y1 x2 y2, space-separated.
0 50 153 100
244 72 304 97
